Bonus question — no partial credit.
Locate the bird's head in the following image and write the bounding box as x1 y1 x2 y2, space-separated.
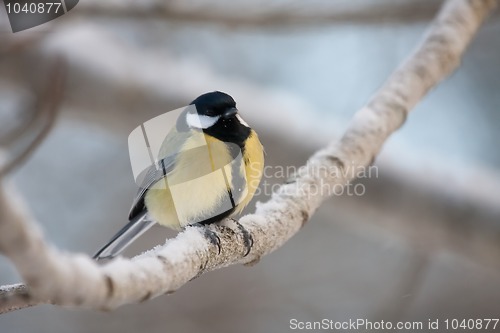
186 91 249 129
185 91 251 146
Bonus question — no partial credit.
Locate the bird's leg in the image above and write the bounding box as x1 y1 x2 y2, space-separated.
191 223 221 254
231 218 253 257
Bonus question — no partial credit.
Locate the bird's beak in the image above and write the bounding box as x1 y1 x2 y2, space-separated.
222 107 238 119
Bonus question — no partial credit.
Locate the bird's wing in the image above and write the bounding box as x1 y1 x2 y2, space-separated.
127 159 172 220
94 149 181 260
94 112 195 260
128 128 192 220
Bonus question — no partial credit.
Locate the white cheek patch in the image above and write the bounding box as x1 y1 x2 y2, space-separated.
186 113 220 129
236 114 249 127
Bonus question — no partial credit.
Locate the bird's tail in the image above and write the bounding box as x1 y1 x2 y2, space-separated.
93 213 156 260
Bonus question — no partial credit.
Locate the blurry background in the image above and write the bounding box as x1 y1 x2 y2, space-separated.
1 0 500 331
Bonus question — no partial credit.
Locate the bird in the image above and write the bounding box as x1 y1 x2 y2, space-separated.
93 91 265 260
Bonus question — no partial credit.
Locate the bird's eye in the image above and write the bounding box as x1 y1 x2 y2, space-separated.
205 109 216 116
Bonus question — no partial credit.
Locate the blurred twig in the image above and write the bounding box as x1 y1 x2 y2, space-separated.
0 0 497 314
76 0 445 26
0 58 66 177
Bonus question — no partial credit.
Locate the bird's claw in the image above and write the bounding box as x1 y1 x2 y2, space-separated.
231 218 253 257
192 223 221 254
204 228 221 254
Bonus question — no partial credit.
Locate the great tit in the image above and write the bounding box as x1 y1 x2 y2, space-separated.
93 91 265 260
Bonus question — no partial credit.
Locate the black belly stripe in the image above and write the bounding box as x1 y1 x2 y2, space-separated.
221 167 236 208
197 140 246 225
229 149 246 206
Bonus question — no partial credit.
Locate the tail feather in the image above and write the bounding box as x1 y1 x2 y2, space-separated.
93 213 156 260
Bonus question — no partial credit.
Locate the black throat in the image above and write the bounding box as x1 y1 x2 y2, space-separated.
202 117 251 151
176 109 251 152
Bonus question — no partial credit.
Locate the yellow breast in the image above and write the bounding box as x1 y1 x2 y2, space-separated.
235 131 265 214
145 130 264 229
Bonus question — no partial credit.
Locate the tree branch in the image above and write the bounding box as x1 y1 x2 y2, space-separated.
0 0 497 314
0 283 40 313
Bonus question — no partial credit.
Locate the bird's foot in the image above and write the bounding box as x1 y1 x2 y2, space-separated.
231 218 253 257
192 223 221 254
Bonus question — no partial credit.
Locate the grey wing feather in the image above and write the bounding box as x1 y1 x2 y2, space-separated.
93 213 156 260
127 156 175 220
